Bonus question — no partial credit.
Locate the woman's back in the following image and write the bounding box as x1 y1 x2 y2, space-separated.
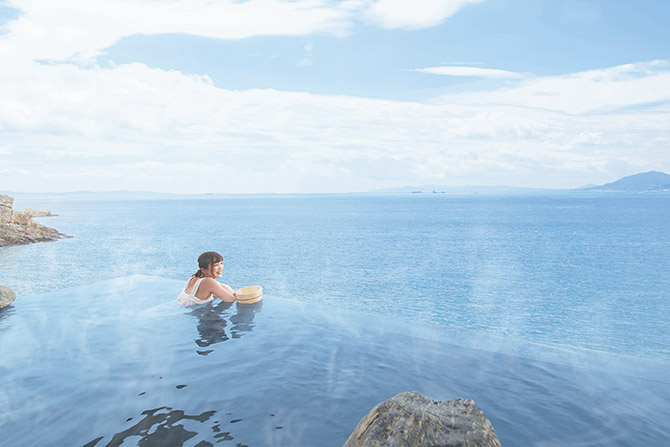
177 277 214 306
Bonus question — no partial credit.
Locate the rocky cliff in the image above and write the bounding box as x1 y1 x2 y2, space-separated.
0 195 70 247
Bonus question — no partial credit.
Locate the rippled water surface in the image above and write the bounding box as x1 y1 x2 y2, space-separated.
2 193 669 359
1 276 668 446
2 193 670 446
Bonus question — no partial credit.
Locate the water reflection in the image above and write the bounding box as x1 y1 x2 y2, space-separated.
231 301 263 339
0 305 15 328
188 301 233 354
188 301 263 355
83 406 227 447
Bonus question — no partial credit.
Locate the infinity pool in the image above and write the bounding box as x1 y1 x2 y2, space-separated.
1 275 668 446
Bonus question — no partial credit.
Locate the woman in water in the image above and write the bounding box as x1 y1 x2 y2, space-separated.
178 251 237 306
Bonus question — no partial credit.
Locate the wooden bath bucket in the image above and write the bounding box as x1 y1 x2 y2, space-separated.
235 285 263 304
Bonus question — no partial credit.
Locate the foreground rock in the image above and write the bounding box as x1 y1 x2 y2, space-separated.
0 195 70 247
344 392 501 447
0 285 16 307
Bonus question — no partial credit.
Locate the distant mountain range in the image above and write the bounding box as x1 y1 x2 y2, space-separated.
370 171 670 194
583 171 670 191
3 171 669 199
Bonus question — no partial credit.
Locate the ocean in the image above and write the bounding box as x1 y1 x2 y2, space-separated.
1 193 669 446
2 193 669 359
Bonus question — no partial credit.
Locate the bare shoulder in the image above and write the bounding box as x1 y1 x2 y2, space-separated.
201 277 219 289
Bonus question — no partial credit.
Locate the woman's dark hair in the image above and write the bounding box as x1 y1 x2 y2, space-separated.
193 251 223 277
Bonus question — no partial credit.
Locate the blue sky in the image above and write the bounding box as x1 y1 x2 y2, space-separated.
1 0 669 193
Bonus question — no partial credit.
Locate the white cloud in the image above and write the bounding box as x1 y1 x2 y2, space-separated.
2 57 669 192
414 66 525 79
0 0 485 64
0 0 353 62
435 61 670 114
363 0 484 29
1 1 669 193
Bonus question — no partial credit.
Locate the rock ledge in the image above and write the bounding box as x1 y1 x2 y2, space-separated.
23 208 55 217
0 195 70 247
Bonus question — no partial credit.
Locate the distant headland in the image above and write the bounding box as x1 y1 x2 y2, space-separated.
582 171 670 191
369 171 670 194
